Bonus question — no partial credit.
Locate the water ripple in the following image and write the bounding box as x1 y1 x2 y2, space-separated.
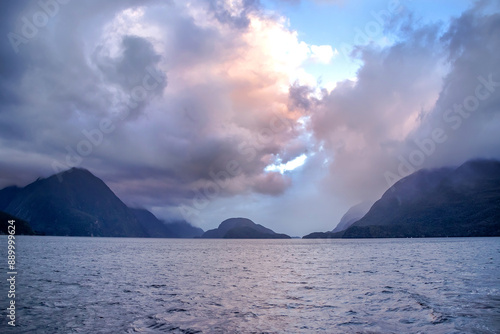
0 237 498 333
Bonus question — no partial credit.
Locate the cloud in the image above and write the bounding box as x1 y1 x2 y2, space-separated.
306 1 500 202
0 0 313 225
0 0 499 235
310 45 337 64
252 171 292 195
270 0 344 6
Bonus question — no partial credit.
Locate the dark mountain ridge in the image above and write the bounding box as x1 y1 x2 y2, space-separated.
201 218 291 239
0 168 202 238
304 159 500 238
2 168 146 237
332 201 373 233
0 210 34 235
131 208 203 238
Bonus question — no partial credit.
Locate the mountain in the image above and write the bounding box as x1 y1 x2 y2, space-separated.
1 168 203 238
303 201 373 238
131 208 203 238
302 231 342 239
345 159 500 237
332 201 373 233
130 208 176 237
164 221 204 238
2 168 148 237
0 211 34 235
0 186 21 210
304 159 500 238
201 218 291 239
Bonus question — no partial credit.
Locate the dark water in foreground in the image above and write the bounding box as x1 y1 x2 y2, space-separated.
0 236 499 333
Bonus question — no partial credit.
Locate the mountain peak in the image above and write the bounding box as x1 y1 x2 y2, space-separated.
0 168 204 238
346 159 500 237
201 217 290 239
332 201 373 233
454 159 500 179
68 167 91 173
304 159 500 239
55 167 94 179
3 168 147 237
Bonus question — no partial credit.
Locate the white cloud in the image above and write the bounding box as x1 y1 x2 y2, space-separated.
310 44 337 64
265 153 307 173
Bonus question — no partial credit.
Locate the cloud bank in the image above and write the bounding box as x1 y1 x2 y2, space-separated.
0 0 499 234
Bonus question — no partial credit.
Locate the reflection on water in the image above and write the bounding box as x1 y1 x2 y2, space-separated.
1 236 499 333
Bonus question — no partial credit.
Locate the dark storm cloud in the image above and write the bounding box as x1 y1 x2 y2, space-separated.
94 36 162 90
288 83 319 112
0 1 168 182
0 0 305 224
1 0 499 233
0 1 32 81
208 0 259 29
252 171 292 195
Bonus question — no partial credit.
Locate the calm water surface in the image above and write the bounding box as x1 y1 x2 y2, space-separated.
1 236 499 333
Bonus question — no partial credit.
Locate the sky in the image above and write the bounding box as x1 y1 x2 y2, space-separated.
0 0 499 236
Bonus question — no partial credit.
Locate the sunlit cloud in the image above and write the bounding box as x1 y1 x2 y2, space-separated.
265 153 307 174
0 0 498 235
310 45 337 64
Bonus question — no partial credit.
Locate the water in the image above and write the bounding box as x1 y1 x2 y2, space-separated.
0 236 499 333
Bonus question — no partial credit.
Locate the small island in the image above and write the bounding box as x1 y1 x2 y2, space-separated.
201 217 291 239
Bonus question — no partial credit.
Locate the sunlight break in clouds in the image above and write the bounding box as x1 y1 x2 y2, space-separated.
0 0 499 235
265 153 307 174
